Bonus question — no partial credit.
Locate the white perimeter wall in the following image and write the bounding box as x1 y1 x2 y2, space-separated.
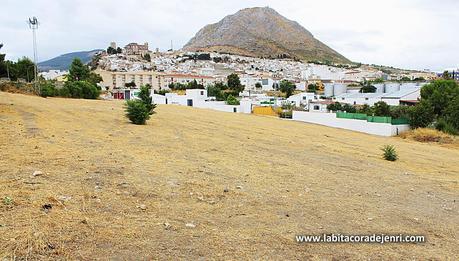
292 111 410 137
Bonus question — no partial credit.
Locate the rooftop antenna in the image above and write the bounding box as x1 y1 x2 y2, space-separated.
171 40 173 52
28 17 39 94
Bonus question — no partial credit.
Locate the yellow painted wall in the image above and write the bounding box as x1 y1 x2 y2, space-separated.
252 106 278 117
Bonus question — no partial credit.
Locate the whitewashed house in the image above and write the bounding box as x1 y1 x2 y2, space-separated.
287 92 319 107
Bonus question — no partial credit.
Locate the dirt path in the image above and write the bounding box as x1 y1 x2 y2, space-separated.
0 92 458 260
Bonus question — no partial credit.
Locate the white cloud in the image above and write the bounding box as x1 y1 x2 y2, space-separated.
0 0 457 71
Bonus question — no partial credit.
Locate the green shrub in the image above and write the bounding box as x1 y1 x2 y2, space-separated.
381 145 398 161
125 100 150 125
279 110 292 119
61 81 100 99
436 118 458 135
40 82 58 97
226 94 240 105
408 100 435 128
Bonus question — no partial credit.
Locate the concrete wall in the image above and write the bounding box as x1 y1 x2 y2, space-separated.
292 111 410 137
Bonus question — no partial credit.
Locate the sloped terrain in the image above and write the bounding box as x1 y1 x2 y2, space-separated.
0 92 458 259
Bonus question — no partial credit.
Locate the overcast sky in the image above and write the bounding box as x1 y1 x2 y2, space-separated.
1 0 457 71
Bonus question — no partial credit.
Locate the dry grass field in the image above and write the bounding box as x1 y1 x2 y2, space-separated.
1 92 458 260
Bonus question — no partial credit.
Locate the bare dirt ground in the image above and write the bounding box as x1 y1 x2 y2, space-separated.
0 92 458 260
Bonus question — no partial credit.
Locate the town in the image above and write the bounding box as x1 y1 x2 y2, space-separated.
38 41 455 136
1 2 458 260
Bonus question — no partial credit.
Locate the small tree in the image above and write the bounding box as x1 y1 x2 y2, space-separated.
227 74 243 93
138 85 156 115
143 53 151 62
125 81 136 88
327 102 342 112
279 80 296 98
255 82 262 89
445 96 459 131
342 103 356 113
125 100 150 125
408 100 435 128
360 84 377 93
226 94 240 105
372 101 391 117
40 80 58 98
68 58 91 82
307 84 317 93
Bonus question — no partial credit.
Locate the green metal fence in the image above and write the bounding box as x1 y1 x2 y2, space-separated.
336 112 408 125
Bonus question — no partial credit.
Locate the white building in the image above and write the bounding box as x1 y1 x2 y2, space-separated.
334 88 421 106
153 89 252 114
287 92 319 107
39 70 68 80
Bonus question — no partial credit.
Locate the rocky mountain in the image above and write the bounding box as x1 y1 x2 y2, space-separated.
38 49 102 71
184 7 350 64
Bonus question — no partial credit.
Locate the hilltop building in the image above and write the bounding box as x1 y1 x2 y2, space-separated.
124 42 150 56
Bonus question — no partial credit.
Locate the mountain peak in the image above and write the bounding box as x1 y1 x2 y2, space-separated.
183 7 349 63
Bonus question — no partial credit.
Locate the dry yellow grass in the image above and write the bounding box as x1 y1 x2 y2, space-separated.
400 128 457 145
0 92 458 259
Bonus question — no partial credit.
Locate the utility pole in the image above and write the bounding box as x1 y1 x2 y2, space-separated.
28 17 39 93
6 62 10 81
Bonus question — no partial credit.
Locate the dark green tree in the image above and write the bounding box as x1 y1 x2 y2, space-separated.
327 102 343 112
360 84 377 93
442 71 451 80
125 100 150 125
107 46 116 54
39 80 58 97
372 101 391 116
307 84 317 93
408 100 435 128
227 73 243 93
445 95 459 130
138 85 156 115
420 80 459 116
61 81 100 99
68 58 90 82
255 82 262 89
342 103 356 113
279 80 296 98
143 53 151 62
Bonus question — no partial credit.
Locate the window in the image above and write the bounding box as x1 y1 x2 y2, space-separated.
365 98 369 100
200 91 204 95
342 98 345 100
314 105 320 110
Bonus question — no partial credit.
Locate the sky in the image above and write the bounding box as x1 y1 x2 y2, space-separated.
1 0 458 72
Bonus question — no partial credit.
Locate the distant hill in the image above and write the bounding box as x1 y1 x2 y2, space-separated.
184 7 350 64
38 49 102 71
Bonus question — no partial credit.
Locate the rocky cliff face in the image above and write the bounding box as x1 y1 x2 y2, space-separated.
184 7 350 63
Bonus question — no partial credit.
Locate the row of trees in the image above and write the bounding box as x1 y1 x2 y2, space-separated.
40 58 102 99
206 74 244 101
107 46 122 55
0 44 37 82
169 80 205 90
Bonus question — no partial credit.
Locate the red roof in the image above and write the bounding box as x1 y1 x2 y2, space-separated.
161 74 214 79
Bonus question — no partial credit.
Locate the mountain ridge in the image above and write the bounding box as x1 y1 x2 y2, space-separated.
38 49 102 71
